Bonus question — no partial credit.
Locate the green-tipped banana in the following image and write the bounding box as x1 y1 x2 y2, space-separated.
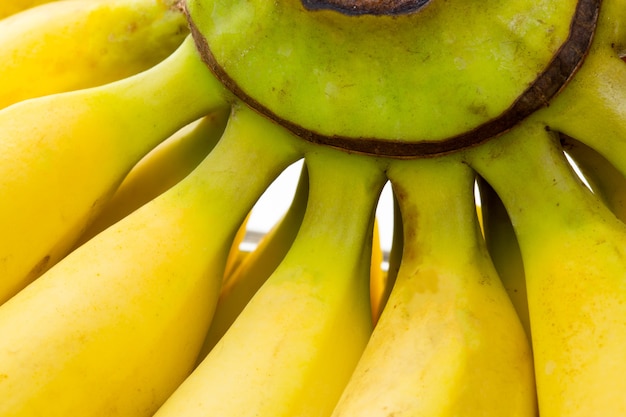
331 156 536 417
153 147 386 417
477 177 531 340
0 0 189 109
0 36 227 304
0 103 300 416
76 110 229 245
466 119 626 417
195 163 309 361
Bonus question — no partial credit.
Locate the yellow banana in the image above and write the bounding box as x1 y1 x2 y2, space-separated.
153 146 387 417
75 110 229 245
223 212 251 280
0 0 67 19
477 177 531 340
0 0 189 109
368 218 384 325
370 195 402 325
0 36 227 305
196 163 309 361
466 119 626 417
331 156 537 417
0 103 301 416
560 134 626 223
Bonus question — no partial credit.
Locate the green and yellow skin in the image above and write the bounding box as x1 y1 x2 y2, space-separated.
477 177 531 340
153 146 386 417
561 135 626 224
196 163 309 361
0 0 189 109
466 119 626 417
76 110 229 245
330 157 536 417
0 104 301 417
0 36 228 304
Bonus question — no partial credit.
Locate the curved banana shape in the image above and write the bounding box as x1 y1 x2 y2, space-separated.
477 177 531 340
561 135 626 223
153 147 387 417
0 103 301 417
76 110 229 245
196 163 309 361
0 0 188 109
466 119 626 417
331 157 536 417
0 36 227 304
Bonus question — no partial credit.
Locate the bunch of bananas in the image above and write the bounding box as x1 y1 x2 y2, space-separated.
1 0 626 416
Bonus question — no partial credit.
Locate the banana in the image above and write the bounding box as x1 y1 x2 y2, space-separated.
0 36 228 305
466 118 626 417
195 163 309 361
477 177 531 340
0 0 67 19
560 134 626 223
0 0 189 109
368 218 385 325
152 146 387 417
75 110 229 245
330 156 537 417
223 212 251 280
0 103 301 416
370 194 403 325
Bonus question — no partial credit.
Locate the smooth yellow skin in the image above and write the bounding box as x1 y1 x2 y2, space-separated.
0 36 227 305
466 120 626 417
368 219 386 325
76 110 229 245
0 0 75 19
196 163 309 361
331 157 537 417
153 146 387 417
478 178 531 340
0 104 301 417
0 0 188 109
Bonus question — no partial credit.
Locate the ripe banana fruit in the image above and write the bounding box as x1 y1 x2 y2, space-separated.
196 163 309 361
0 36 227 304
477 177 531 339
331 156 537 417
0 0 66 19
0 103 301 417
466 119 626 417
0 0 189 109
76 110 229 245
153 147 387 417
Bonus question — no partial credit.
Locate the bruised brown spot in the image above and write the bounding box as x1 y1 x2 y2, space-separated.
27 255 51 279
